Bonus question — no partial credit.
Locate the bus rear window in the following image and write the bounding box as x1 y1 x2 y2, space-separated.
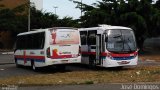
50 29 80 45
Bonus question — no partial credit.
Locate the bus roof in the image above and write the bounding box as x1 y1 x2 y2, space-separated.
17 29 47 36
78 24 132 31
17 27 78 36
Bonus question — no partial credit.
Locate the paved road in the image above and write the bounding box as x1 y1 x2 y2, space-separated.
18 84 120 90
0 54 160 78
0 54 92 78
0 54 160 90
1 83 160 90
0 54 14 64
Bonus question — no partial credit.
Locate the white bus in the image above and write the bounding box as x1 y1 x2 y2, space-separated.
79 25 138 68
14 27 81 70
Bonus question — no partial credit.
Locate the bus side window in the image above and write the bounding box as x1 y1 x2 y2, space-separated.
16 36 21 49
16 32 45 50
24 35 28 49
27 35 32 49
40 32 45 49
88 30 97 45
32 32 45 49
20 35 25 49
80 31 87 45
36 32 45 49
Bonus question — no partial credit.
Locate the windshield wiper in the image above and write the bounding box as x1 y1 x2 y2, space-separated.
125 37 132 52
114 33 125 52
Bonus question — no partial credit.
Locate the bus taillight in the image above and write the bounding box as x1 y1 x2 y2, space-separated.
47 47 51 58
78 46 81 56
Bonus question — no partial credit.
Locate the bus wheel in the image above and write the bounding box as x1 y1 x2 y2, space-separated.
31 60 38 71
117 66 124 69
56 65 66 71
89 56 96 69
15 59 21 68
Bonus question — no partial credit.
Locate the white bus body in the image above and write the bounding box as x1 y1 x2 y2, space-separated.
79 25 138 68
14 28 81 70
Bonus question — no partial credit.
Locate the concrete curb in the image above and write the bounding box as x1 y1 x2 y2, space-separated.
1 52 14 55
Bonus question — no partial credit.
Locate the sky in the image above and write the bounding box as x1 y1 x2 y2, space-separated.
31 0 101 19
31 0 157 19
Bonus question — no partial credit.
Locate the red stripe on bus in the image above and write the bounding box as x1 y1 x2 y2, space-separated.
109 52 138 57
101 52 108 56
51 49 77 59
15 55 45 60
82 51 138 57
51 55 73 59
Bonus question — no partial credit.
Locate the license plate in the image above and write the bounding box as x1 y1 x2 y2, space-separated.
118 61 130 64
61 60 68 63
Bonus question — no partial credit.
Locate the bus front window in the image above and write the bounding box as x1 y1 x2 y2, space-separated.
106 29 137 53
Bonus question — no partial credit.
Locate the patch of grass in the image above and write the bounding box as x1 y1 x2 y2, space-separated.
84 80 94 84
139 47 160 62
0 66 160 86
139 55 160 61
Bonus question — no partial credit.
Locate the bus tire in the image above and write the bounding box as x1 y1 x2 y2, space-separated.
57 65 66 71
15 58 21 68
31 60 38 71
89 56 96 69
117 66 124 69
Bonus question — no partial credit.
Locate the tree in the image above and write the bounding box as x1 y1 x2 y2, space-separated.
30 6 79 29
151 12 160 36
155 0 160 9
71 0 160 50
120 12 147 49
58 16 80 27
30 6 59 29
0 8 28 35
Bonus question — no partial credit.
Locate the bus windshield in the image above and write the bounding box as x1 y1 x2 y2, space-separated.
106 29 137 53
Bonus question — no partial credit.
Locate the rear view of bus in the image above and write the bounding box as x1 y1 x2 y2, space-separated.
14 28 81 71
45 28 81 67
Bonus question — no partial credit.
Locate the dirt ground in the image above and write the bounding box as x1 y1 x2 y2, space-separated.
139 47 160 62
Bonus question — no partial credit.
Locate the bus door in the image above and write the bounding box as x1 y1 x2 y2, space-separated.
96 34 102 65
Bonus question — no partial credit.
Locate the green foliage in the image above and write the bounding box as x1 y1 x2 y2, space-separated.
58 16 80 27
30 6 79 29
0 0 160 50
30 6 58 29
71 0 160 49
84 80 94 84
13 3 27 13
0 8 27 36
0 3 79 37
0 2 29 38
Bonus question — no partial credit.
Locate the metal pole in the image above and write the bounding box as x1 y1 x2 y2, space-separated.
53 6 58 15
28 1 30 31
81 0 82 17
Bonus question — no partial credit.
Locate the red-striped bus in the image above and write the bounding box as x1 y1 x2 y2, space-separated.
14 27 81 71
79 25 138 68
